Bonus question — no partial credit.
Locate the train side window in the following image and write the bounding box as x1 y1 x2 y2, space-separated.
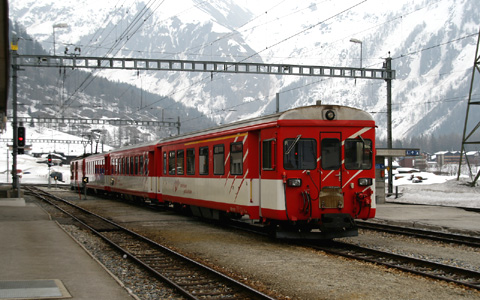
168 151 176 175
126 157 130 175
144 156 148 175
139 156 143 175
284 138 317 170
199 147 209 175
130 157 134 175
187 148 195 175
230 142 243 175
321 138 341 170
177 150 185 175
345 139 373 170
213 144 225 175
135 156 139 175
262 139 276 170
163 152 167 175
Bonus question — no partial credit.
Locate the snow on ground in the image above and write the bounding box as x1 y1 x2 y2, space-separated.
0 153 72 185
1 149 479 209
0 123 114 186
388 169 480 209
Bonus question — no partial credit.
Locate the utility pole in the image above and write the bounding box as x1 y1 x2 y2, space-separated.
385 56 393 194
457 27 480 186
11 37 20 197
276 93 280 113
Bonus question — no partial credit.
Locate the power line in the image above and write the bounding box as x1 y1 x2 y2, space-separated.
240 0 367 63
392 32 479 60
134 0 368 117
59 0 166 114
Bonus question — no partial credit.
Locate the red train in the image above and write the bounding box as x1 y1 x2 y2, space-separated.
71 103 376 239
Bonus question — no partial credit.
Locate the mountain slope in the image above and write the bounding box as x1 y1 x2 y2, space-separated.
8 0 480 148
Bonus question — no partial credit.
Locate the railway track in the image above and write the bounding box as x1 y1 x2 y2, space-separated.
25 186 276 300
309 241 480 291
356 221 480 248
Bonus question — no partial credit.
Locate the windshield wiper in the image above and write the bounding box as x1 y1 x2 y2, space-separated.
286 135 302 155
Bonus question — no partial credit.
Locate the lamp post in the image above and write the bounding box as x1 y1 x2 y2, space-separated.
350 38 363 69
53 23 69 56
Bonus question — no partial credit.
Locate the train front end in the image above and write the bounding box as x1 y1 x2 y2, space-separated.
259 104 376 239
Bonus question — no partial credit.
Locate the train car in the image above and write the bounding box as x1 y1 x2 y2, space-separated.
70 152 109 193
108 142 157 202
157 103 376 239
70 142 158 202
70 103 376 239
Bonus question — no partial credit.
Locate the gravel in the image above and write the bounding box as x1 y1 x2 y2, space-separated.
32 188 480 300
62 224 186 300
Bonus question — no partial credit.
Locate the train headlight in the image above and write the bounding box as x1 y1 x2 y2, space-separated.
325 110 336 120
358 178 373 186
287 178 302 187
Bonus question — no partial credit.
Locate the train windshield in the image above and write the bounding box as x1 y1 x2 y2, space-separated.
283 138 317 170
344 138 373 169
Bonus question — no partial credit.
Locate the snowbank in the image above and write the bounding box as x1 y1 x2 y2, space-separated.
388 173 480 209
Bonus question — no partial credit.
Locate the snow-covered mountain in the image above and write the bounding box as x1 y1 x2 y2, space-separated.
8 0 480 145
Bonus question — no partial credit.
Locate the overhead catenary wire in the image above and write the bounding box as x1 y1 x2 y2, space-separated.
135 0 369 116
58 0 166 115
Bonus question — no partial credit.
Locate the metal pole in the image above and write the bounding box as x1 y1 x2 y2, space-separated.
276 93 280 113
360 43 363 69
11 38 20 197
48 163 51 188
6 146 9 183
457 27 480 181
386 57 393 194
177 116 181 135
53 27 56 56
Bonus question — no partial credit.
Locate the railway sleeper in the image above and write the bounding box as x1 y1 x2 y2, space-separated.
178 280 216 287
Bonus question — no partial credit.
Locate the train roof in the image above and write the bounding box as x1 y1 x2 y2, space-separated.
71 104 373 160
159 104 373 144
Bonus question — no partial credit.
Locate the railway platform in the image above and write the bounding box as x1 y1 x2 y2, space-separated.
374 203 480 235
0 198 135 300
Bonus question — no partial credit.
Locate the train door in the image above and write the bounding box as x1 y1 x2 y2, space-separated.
259 129 278 218
319 132 344 209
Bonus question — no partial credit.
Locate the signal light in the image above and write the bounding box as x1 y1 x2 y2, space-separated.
17 127 25 147
47 154 52 165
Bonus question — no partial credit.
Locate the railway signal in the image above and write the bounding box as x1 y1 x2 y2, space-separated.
17 126 25 146
17 126 25 154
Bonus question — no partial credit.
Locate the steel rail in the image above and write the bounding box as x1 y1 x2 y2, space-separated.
356 221 480 248
310 241 480 291
26 186 276 300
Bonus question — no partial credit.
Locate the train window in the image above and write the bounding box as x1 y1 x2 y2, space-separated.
135 156 139 175
213 144 225 175
345 139 373 170
321 138 341 170
199 147 209 175
168 151 176 175
262 139 275 170
145 156 148 174
177 150 185 175
130 157 134 175
230 142 243 175
187 148 195 175
284 138 317 170
139 156 143 175
163 152 167 175
126 157 130 175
